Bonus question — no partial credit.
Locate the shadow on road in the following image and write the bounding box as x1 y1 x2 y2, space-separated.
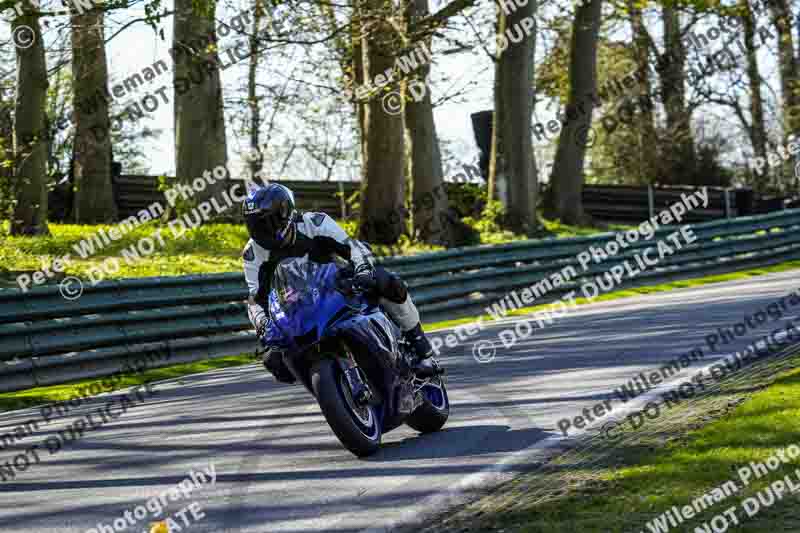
369 425 552 462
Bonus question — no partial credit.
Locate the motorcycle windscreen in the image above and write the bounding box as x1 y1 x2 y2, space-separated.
269 257 351 348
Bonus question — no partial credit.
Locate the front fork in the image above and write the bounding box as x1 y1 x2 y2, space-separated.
337 346 380 407
337 343 415 428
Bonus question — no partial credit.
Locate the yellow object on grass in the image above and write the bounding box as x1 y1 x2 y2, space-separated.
149 521 168 533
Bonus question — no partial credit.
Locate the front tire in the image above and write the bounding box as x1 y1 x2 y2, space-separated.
312 359 382 457
405 378 450 433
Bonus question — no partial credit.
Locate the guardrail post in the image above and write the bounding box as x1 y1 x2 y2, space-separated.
725 188 732 219
648 185 655 219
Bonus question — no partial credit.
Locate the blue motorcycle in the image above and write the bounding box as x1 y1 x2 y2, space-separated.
268 256 450 457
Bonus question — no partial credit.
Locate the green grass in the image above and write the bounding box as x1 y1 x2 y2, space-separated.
426 358 800 533
0 353 257 412
540 217 633 238
0 215 621 288
0 221 251 287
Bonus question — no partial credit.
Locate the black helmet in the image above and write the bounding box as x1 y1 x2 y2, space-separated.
243 184 297 249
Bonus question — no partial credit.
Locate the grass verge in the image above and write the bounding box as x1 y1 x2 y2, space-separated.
0 216 623 288
418 348 800 533
0 354 257 413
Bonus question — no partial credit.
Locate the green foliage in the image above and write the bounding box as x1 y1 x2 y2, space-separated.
142 0 168 35
334 188 361 216
339 218 358 239
589 119 653 184
461 200 522 244
43 68 75 183
156 174 193 217
589 118 734 187
534 15 573 102
0 52 16 222
465 199 505 234
444 182 485 218
0 136 13 221
536 22 637 108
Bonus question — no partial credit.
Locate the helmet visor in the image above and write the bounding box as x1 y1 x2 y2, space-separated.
249 205 295 247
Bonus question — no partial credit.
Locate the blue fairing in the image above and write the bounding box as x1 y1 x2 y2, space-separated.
269 259 408 432
268 262 365 351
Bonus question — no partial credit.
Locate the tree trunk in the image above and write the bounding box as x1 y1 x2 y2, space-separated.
629 0 658 185
766 0 800 133
320 0 364 210
173 0 228 206
10 11 49 235
71 7 116 223
403 0 452 245
658 5 696 184
549 0 601 225
247 0 264 182
496 0 538 233
488 13 506 207
405 89 453 244
350 8 367 184
743 0 768 192
358 0 405 244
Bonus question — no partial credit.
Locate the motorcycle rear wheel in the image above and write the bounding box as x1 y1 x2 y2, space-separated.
312 359 382 457
405 377 450 433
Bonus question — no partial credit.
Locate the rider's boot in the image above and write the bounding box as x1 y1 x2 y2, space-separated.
403 323 440 377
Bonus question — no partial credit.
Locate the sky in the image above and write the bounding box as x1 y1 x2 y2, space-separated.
97 0 496 180
0 0 789 183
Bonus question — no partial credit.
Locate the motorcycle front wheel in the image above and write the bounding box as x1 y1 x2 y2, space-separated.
312 359 382 457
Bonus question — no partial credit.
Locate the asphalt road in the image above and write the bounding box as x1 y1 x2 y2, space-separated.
1 270 798 533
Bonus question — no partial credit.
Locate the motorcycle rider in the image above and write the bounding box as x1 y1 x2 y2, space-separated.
242 183 436 384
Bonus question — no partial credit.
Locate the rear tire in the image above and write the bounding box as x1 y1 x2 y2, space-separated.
312 359 382 457
405 378 450 434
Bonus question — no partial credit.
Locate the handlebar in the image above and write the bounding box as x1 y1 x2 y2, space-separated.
334 267 376 296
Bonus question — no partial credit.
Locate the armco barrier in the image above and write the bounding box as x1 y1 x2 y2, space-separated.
2 209 800 392
112 177 358 220
100 177 768 223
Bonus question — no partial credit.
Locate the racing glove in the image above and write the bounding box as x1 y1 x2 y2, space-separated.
353 263 377 291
